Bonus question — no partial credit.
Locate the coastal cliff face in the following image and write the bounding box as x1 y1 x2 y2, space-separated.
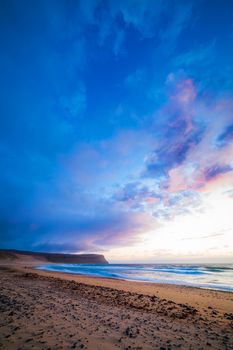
0 249 108 264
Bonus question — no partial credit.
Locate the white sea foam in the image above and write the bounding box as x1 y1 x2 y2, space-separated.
36 263 233 292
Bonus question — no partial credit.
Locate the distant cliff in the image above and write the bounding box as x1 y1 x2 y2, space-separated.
0 249 108 264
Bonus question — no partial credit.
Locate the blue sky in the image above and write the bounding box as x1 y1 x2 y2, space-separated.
0 0 233 262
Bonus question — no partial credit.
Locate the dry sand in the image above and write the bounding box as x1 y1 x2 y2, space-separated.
0 255 233 349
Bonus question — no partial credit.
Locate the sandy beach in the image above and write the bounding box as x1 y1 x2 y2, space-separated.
0 255 233 350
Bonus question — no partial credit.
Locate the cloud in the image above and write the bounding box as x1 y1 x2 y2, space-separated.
74 0 165 57
0 123 156 253
142 77 204 178
0 187 156 253
113 182 161 211
140 73 233 196
174 41 216 70
181 233 224 241
106 0 164 38
77 0 192 56
32 241 102 254
203 164 232 181
152 189 202 221
223 189 233 198
159 1 193 54
217 124 233 146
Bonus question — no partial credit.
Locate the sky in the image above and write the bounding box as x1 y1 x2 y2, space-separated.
0 0 233 263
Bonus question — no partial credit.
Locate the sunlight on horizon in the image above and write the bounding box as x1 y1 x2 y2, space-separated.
106 190 233 263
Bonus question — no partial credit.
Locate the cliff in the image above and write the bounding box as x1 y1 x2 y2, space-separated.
0 249 108 264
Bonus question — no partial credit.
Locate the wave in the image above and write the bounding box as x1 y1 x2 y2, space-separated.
36 263 233 292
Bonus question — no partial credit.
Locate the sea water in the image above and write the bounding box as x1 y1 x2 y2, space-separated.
36 263 233 292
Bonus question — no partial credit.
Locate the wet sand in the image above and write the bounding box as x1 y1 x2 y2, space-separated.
0 257 233 349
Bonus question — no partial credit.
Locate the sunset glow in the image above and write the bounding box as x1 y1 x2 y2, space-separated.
1 0 233 262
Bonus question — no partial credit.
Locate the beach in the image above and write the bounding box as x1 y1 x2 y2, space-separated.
0 256 233 350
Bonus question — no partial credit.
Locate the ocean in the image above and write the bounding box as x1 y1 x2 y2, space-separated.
36 263 233 292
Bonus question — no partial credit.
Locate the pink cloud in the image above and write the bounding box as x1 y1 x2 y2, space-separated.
171 78 196 105
91 211 158 247
145 197 160 204
166 93 233 193
167 77 197 135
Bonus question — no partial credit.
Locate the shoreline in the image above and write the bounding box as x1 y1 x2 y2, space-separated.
2 257 233 310
1 257 233 349
10 259 233 313
35 264 233 294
